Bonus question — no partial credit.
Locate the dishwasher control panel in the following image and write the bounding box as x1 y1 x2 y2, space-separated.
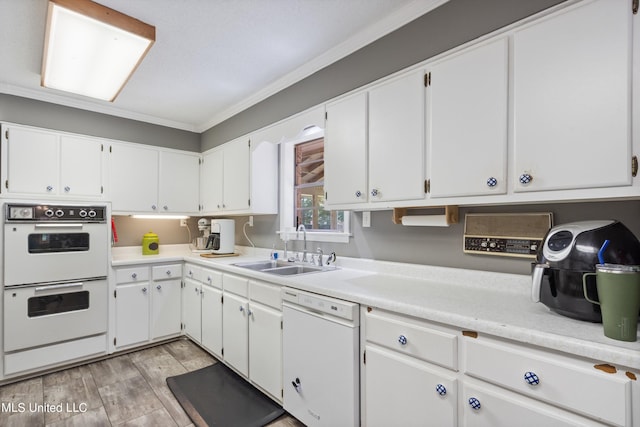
282 288 358 322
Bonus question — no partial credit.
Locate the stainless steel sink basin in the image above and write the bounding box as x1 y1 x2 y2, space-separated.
232 260 280 271
232 260 337 276
261 265 323 275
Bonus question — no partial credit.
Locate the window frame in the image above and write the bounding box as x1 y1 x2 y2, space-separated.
279 128 351 244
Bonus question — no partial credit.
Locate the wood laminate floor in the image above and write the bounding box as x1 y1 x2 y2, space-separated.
0 339 305 427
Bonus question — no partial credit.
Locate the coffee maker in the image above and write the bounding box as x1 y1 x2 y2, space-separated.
207 219 235 254
532 220 640 322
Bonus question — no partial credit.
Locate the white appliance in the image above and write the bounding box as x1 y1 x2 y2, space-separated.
208 219 235 254
192 217 211 251
282 287 360 427
2 202 109 375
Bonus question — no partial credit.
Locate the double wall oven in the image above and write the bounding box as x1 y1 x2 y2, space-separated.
3 202 109 375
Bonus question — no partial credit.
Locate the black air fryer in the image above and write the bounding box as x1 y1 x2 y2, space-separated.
532 220 640 322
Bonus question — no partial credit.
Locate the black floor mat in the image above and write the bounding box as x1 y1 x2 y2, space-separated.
166 362 285 427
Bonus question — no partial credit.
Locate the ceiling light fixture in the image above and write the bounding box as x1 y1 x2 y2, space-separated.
41 0 155 101
131 215 190 220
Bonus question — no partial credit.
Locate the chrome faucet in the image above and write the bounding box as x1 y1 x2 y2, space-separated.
297 224 307 262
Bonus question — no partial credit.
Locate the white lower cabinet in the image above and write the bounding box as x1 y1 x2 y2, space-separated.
462 379 605 427
151 265 182 340
365 344 457 427
248 280 282 401
462 334 633 427
362 307 459 427
222 289 249 376
221 274 283 402
363 307 636 427
113 264 182 350
182 264 223 358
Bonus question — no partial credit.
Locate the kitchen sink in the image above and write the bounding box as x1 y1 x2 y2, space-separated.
232 260 280 271
262 265 323 275
233 260 337 276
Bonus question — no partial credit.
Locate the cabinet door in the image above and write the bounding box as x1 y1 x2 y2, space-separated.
249 302 282 401
151 278 182 339
110 143 159 212
369 70 425 202
462 381 603 427
200 148 224 212
222 138 250 211
365 345 457 427
429 38 508 198
201 285 223 358
158 151 200 213
512 0 631 192
4 125 58 195
182 279 202 342
115 283 150 348
59 135 104 198
324 92 368 206
223 292 249 377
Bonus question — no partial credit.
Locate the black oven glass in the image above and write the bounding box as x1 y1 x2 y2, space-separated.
28 233 90 253
28 291 90 317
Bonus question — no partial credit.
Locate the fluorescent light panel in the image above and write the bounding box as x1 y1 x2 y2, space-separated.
42 0 155 101
131 215 190 220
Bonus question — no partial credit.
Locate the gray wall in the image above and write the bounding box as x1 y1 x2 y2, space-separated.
0 94 200 152
231 200 640 276
201 0 565 150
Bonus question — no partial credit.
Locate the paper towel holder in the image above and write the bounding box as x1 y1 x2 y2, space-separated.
392 205 459 226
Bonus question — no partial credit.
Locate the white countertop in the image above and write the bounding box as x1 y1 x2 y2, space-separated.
112 244 640 370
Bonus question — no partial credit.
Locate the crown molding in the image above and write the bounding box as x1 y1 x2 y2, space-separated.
195 0 449 133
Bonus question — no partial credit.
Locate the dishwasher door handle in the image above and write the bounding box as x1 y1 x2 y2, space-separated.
291 377 302 393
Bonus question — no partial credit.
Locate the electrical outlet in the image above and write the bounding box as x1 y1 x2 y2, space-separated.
180 218 187 227
362 211 371 228
249 216 254 227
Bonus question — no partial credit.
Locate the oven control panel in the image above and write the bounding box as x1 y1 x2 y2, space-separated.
6 204 106 222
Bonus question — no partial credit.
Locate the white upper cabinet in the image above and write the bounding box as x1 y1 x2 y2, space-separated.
158 150 200 213
200 148 224 212
325 71 425 209
109 143 160 213
200 135 277 215
369 69 425 203
1 124 105 199
222 137 250 212
200 138 249 213
324 91 368 206
428 38 508 198
110 142 200 214
59 135 105 198
512 0 632 192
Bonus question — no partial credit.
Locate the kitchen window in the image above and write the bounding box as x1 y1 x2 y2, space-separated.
280 128 350 243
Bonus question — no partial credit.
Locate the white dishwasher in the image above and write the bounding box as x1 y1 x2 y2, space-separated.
282 287 360 427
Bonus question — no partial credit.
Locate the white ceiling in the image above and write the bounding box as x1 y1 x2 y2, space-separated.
0 0 446 133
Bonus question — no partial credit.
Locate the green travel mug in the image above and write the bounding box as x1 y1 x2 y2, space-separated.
583 264 640 342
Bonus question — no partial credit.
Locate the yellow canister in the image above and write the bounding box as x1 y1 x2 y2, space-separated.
142 231 159 255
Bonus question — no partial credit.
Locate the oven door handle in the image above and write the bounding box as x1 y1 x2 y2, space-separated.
34 223 84 229
34 282 84 292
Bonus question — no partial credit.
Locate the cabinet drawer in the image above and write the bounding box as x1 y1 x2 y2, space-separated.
249 280 281 309
462 379 606 427
115 266 149 284
152 264 183 280
202 269 223 290
184 264 202 282
365 308 457 370
223 274 248 297
464 336 631 426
